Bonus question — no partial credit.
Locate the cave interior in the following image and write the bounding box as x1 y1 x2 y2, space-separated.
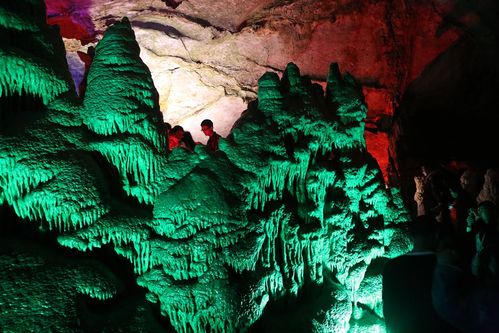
1 0 499 332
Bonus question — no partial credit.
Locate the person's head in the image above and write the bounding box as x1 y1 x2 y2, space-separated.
409 215 438 251
460 169 480 196
162 122 172 135
170 125 184 140
181 131 196 151
421 161 438 177
200 119 214 137
478 201 497 224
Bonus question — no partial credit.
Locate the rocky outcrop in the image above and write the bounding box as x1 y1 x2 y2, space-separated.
0 237 119 332
1 2 411 331
1 1 71 105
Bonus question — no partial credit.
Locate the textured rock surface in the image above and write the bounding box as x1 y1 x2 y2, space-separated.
1 1 71 104
0 211 171 333
1 2 411 331
44 0 469 175
0 238 118 332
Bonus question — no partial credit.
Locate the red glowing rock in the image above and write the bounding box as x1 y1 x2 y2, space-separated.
45 0 95 44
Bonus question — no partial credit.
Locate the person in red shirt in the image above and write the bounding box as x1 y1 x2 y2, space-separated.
200 119 220 152
168 125 184 150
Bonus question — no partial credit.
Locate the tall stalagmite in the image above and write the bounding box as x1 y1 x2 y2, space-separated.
0 1 411 332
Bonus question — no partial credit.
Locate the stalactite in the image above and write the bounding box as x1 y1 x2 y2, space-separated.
1 2 412 330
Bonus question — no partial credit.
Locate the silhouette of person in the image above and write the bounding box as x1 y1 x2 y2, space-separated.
180 131 196 152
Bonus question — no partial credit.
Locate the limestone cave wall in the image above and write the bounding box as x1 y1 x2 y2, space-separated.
43 0 479 183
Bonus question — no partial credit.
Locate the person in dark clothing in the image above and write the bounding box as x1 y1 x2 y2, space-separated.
449 184 475 235
160 122 172 153
383 216 456 333
421 163 456 224
200 119 220 152
164 122 172 134
470 201 499 286
180 131 196 152
433 229 499 333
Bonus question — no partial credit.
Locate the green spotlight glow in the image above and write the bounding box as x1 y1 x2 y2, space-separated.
0 2 411 331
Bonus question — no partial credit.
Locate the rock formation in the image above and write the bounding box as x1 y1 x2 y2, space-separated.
1 1 411 332
44 0 473 182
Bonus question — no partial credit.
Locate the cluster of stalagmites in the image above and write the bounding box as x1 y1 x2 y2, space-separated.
0 1 410 332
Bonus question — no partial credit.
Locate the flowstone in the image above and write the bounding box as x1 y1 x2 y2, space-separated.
1 1 411 332
0 236 119 332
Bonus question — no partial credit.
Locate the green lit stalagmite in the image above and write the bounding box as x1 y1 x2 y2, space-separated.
0 1 71 104
0 1 411 332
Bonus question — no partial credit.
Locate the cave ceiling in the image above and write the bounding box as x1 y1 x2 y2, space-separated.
44 0 480 177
